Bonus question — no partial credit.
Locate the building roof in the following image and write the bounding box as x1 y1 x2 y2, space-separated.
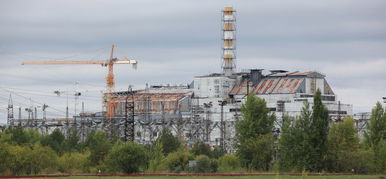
267 71 325 78
230 78 305 95
230 71 328 95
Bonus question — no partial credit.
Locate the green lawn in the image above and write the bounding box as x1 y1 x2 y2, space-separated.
54 176 385 179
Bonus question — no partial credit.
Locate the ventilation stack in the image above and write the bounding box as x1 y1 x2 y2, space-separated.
222 7 236 77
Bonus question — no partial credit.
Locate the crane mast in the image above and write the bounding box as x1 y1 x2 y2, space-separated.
21 45 137 134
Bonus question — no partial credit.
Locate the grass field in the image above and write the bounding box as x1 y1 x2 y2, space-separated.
51 176 385 179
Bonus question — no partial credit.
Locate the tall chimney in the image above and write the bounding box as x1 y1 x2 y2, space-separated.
222 7 236 77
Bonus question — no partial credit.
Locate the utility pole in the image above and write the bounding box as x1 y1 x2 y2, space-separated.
218 100 227 152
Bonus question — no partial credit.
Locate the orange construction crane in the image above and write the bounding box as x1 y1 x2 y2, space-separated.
21 45 137 120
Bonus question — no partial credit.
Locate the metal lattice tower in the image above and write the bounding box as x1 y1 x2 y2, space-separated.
124 88 135 142
7 94 14 126
222 7 236 77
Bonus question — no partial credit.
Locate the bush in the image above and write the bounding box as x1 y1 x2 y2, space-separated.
191 141 211 157
85 131 112 165
191 155 211 173
218 154 241 172
28 144 58 174
375 140 386 173
58 152 90 174
156 129 181 155
0 143 13 175
147 141 165 173
105 142 148 173
164 149 191 173
8 145 30 175
209 158 219 173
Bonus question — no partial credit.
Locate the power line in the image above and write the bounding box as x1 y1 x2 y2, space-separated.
0 87 66 114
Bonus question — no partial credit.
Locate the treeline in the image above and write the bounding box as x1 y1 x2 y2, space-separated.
0 89 386 175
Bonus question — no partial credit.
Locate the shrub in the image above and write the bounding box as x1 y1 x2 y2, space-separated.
164 149 191 173
105 142 148 173
28 144 58 174
191 141 211 157
218 154 241 172
58 152 90 174
192 155 211 173
156 129 181 155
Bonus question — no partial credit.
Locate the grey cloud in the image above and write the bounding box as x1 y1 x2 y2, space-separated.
1 0 386 122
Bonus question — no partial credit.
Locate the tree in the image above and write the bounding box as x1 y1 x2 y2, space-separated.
292 102 313 171
374 140 386 173
364 102 386 173
0 143 12 175
365 102 386 149
6 126 29 145
156 128 181 155
8 145 30 175
85 131 112 165
147 141 165 173
236 95 275 170
237 95 275 138
278 115 296 171
326 117 360 172
41 128 65 155
27 144 58 174
210 145 225 159
58 151 90 174
191 141 211 157
308 89 329 171
63 129 81 152
105 141 148 173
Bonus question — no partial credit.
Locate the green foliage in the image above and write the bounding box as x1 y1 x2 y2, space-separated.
237 134 273 170
278 90 330 172
327 117 361 172
365 102 386 149
41 128 65 155
0 143 13 175
147 141 165 173
0 138 58 175
8 145 30 175
27 143 58 174
6 126 29 145
218 154 241 172
191 141 211 157
364 102 386 173
237 95 275 139
236 95 275 171
4 127 41 146
278 115 295 171
308 89 330 171
192 155 210 173
58 152 90 174
210 145 225 159
105 141 148 174
156 128 181 156
63 129 81 152
164 149 191 173
85 130 112 165
374 140 386 173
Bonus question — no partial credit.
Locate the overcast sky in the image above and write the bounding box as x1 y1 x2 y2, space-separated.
0 0 386 123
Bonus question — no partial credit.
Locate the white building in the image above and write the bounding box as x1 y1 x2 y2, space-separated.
192 70 353 151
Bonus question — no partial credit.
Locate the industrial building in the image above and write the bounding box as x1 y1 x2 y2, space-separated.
4 7 356 152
